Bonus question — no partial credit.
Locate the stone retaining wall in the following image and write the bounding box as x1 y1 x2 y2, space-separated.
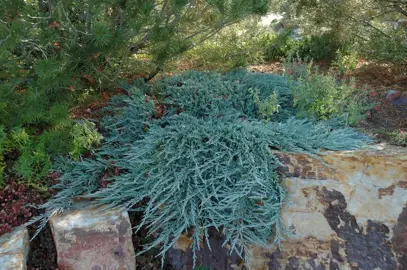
1 144 406 269
169 144 407 269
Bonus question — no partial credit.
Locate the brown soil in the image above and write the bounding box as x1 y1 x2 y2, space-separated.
346 62 407 144
70 88 127 120
0 179 58 269
128 210 176 270
27 224 58 270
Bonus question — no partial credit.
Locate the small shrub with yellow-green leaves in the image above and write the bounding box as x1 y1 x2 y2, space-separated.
284 57 374 125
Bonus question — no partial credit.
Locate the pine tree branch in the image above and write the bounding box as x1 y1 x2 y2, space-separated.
144 66 163 82
326 0 392 39
59 2 91 36
129 31 153 53
160 0 169 18
395 6 407 17
21 40 47 59
0 35 10 46
86 0 92 33
119 8 124 32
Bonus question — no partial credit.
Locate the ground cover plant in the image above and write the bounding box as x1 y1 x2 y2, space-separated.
28 70 372 267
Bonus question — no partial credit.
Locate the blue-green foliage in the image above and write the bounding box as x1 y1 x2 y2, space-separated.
28 71 372 266
153 70 296 123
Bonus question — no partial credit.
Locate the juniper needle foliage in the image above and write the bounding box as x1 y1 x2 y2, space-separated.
29 71 372 266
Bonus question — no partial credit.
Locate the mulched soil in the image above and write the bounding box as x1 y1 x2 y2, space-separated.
128 210 176 270
70 88 127 120
0 181 52 236
350 62 407 91
0 179 58 269
27 224 58 270
350 62 407 135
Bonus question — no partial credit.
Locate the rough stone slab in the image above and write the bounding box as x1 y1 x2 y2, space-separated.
276 144 407 227
49 204 136 270
0 228 30 270
167 145 407 269
275 144 407 185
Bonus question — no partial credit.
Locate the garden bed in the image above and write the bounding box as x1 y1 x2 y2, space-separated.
1 66 405 268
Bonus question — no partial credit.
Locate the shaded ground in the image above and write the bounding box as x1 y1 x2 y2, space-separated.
27 224 58 270
128 210 176 270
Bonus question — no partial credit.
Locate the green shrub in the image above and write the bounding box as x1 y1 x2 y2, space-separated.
0 126 51 189
15 144 51 190
180 19 266 71
284 57 373 125
0 121 102 188
390 130 407 147
332 48 360 73
0 0 271 186
260 31 301 61
249 87 280 120
29 71 372 267
363 29 407 65
260 31 342 62
70 121 102 160
296 32 341 61
275 0 407 67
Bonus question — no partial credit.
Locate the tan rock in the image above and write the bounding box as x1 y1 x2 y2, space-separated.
0 228 29 270
282 178 353 213
49 204 136 270
250 238 351 270
167 144 407 269
281 212 336 240
347 182 407 226
280 144 407 227
275 144 407 185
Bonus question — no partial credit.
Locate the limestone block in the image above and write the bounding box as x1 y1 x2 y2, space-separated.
49 204 136 270
0 228 29 270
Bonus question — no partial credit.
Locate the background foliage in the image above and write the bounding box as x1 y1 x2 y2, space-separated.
270 0 407 65
184 0 407 70
177 18 265 70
